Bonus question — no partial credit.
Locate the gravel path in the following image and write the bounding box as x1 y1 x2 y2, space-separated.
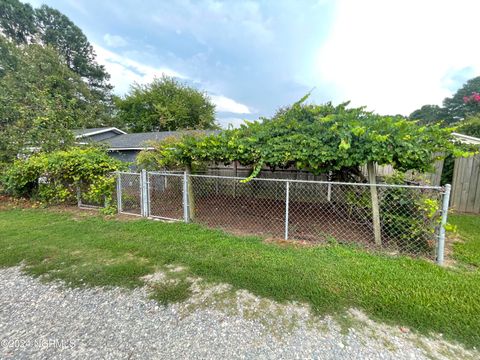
0 266 476 360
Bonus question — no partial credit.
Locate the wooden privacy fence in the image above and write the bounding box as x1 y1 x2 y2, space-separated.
451 153 480 213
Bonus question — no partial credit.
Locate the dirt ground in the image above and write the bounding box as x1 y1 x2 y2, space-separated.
147 191 374 246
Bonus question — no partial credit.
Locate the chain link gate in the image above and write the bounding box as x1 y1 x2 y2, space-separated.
116 172 142 216
147 172 184 221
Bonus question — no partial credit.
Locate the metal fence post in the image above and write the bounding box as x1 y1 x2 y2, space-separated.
327 171 332 202
437 184 451 265
146 171 151 217
183 171 190 223
285 181 290 240
76 183 82 208
140 169 149 217
116 172 122 213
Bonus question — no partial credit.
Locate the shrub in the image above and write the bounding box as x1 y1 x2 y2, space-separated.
380 174 440 254
345 174 441 254
2 147 125 206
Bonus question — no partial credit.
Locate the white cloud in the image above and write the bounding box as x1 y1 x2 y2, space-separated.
315 0 480 115
151 0 274 47
217 117 249 129
93 44 186 94
93 44 252 115
103 33 128 48
210 95 251 114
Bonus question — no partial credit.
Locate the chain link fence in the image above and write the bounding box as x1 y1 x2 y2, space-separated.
86 170 450 263
76 177 113 209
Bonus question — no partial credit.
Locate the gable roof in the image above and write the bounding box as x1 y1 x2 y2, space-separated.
72 127 126 138
452 132 480 145
103 130 220 151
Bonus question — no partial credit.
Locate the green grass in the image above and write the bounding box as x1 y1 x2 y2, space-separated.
450 213 480 267
149 280 192 305
0 208 479 348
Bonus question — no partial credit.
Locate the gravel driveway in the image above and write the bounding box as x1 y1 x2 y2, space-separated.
0 266 476 360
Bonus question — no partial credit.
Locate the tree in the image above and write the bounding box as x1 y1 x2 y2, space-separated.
0 0 36 43
410 76 480 126
457 116 480 138
0 34 18 77
409 105 444 125
34 5 111 92
0 40 112 163
0 0 111 96
116 76 218 132
443 76 480 123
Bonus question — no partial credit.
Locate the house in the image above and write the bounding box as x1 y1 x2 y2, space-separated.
73 127 218 164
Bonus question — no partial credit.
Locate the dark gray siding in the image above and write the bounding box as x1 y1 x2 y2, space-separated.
108 150 140 169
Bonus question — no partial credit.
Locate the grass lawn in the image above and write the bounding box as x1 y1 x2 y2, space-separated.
0 208 479 348
450 213 480 268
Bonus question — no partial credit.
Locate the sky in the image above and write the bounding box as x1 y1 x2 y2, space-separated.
26 0 480 128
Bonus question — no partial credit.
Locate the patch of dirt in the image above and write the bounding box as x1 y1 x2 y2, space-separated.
147 192 375 245
0 195 41 210
263 237 318 248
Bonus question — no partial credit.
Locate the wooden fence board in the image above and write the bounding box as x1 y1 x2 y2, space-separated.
466 156 480 213
473 156 480 213
452 154 480 213
460 157 472 212
451 158 461 210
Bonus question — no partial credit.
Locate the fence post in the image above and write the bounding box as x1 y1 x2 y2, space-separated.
140 169 149 217
147 172 151 216
116 172 122 213
437 184 451 266
327 171 332 202
76 182 82 208
285 181 290 240
367 162 382 245
183 171 190 223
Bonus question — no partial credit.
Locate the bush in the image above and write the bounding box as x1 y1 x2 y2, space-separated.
380 174 440 254
1 147 126 206
345 173 441 254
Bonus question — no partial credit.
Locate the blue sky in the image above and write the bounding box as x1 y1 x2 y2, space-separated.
27 0 480 127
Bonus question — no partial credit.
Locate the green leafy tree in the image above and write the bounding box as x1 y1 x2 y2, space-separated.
457 115 480 138
34 5 111 92
0 0 111 96
116 76 218 132
443 76 480 123
0 0 36 43
410 76 480 126
0 41 112 162
0 34 18 77
409 104 444 125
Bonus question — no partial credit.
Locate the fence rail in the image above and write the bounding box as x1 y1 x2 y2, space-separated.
82 170 451 264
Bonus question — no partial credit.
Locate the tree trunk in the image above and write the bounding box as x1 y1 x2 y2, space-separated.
367 162 382 245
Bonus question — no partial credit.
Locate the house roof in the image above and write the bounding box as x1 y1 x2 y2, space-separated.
72 127 126 138
103 130 220 151
452 132 480 145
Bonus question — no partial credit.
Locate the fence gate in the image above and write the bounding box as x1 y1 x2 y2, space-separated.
147 172 184 221
117 172 142 216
